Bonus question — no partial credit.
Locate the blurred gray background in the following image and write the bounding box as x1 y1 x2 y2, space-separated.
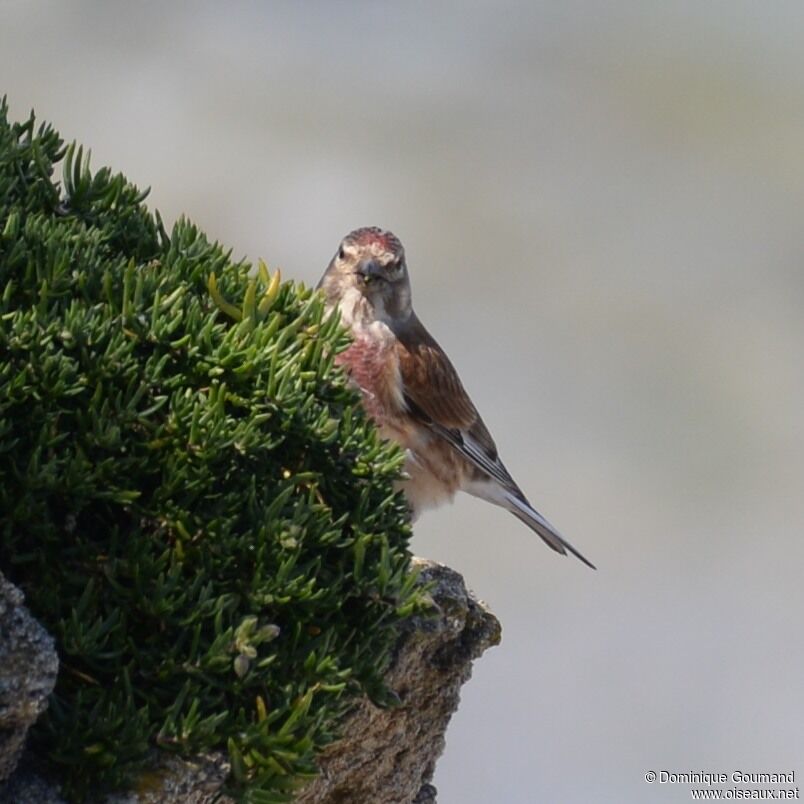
3 2 803 802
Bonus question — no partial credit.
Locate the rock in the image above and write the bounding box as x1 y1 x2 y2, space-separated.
0 571 59 783
294 558 501 804
103 753 233 804
0 759 64 804
6 751 234 804
1 560 500 803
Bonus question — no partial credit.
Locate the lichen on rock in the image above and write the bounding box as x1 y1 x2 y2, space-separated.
0 572 58 783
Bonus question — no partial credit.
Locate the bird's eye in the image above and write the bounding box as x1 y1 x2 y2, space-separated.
338 246 346 260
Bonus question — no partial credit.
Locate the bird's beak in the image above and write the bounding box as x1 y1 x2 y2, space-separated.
356 259 382 282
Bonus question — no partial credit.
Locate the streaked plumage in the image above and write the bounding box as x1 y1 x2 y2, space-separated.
317 226 594 569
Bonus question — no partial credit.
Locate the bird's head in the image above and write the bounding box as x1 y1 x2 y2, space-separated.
318 227 412 324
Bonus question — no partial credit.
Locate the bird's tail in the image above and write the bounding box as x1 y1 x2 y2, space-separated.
467 479 595 569
504 492 596 569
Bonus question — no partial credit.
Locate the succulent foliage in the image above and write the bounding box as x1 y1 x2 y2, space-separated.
0 99 420 802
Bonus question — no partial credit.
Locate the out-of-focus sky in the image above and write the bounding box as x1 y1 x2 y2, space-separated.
3 2 804 802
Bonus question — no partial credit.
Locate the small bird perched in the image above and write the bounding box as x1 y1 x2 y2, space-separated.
317 227 594 569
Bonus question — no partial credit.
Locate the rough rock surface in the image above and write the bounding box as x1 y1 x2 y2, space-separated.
0 571 59 783
0 759 64 804
1 559 500 803
295 558 501 804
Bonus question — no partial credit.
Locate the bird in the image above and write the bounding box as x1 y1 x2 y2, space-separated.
317 226 594 569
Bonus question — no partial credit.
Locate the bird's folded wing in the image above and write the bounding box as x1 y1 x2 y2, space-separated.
394 323 522 495
395 317 596 569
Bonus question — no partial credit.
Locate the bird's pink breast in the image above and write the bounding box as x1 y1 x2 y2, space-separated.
337 331 468 514
336 334 400 424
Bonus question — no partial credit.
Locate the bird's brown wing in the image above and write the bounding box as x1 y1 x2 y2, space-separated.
394 315 521 492
395 314 596 569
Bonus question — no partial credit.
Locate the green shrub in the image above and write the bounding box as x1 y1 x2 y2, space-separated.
0 98 421 802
